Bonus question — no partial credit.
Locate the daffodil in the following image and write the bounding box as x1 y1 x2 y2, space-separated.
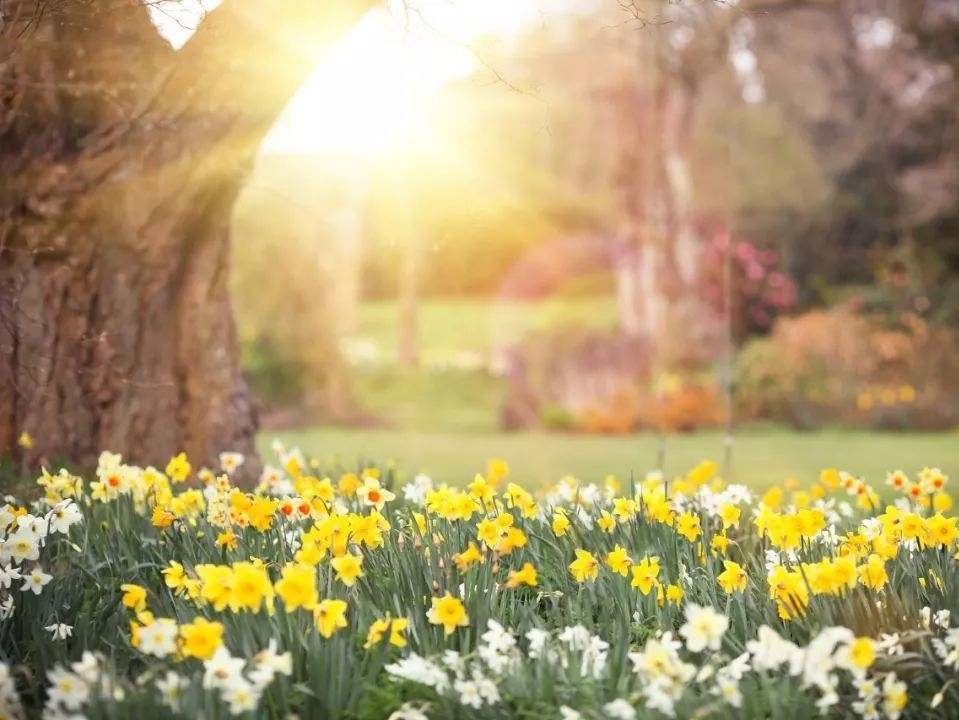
364 615 409 649
679 603 729 653
274 563 318 612
313 599 349 638
427 593 468 635
506 562 538 588
716 560 747 594
676 512 702 542
569 549 599 583
120 583 148 613
630 556 660 595
331 553 364 587
606 545 632 577
179 617 224 660
356 478 395 511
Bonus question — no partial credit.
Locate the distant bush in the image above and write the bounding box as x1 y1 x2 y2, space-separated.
735 304 959 429
646 379 724 433
538 403 577 431
500 326 650 433
699 233 798 343
578 385 641 435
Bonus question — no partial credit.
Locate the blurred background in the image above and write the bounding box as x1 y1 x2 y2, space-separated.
222 0 959 485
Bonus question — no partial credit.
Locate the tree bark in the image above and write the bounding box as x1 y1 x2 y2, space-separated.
1 0 377 473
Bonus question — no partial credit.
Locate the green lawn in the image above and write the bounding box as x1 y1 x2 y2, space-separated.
258 427 959 490
351 296 617 365
284 297 959 492
346 297 617 432
351 368 504 432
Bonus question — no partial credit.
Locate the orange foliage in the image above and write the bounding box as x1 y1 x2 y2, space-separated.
647 383 723 433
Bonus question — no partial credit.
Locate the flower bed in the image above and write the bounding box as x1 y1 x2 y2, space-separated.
0 451 955 719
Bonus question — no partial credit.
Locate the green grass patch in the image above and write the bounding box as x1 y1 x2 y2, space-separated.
350 296 617 365
259 427 959 490
351 368 504 432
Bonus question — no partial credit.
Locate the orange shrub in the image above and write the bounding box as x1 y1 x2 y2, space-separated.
646 382 723 433
735 303 959 429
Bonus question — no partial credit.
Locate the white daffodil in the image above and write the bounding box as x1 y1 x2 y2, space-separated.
385 654 450 693
713 674 743 708
356 477 395 510
604 699 637 720
679 603 729 653
748 625 798 671
21 567 53 595
156 671 186 712
46 665 89 712
45 623 73 641
202 648 246 691
47 501 83 535
222 677 260 716
454 679 483 708
219 452 245 475
5 533 39 564
0 564 22 589
138 618 179 658
882 673 908 720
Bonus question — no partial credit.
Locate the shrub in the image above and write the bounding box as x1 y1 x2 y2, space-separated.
646 380 724 433
735 303 959 429
699 233 798 343
539 403 577 431
578 385 641 435
500 326 650 432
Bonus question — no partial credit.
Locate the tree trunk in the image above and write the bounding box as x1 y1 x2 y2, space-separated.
1 0 377 473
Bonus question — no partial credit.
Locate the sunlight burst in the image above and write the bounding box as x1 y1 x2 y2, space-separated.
265 10 474 156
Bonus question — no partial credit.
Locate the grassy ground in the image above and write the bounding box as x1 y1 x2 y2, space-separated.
350 368 504 432
347 297 617 431
272 297 959 491
351 296 617 365
259 427 959 490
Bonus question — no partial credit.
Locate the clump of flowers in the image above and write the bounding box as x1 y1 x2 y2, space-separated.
5 445 958 718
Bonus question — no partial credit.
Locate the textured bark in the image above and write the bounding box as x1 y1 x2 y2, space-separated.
1 0 377 473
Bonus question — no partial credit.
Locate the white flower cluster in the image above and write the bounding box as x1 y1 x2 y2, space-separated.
401 474 435 507
382 610 905 720
0 498 83 616
195 641 292 716
145 640 293 717
387 622 614 713
920 606 951 631
629 632 696 716
477 620 519 675
673 483 753 517
630 606 738 715
626 608 902 719
0 662 22 719
259 466 296 497
43 652 116 720
745 625 906 719
556 625 609 679
930 621 959 670
92 452 164 510
543 480 605 510
385 621 515 710
525 624 609 679
384 653 450 693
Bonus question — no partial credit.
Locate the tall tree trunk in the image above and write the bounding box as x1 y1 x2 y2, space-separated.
1 0 377 473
